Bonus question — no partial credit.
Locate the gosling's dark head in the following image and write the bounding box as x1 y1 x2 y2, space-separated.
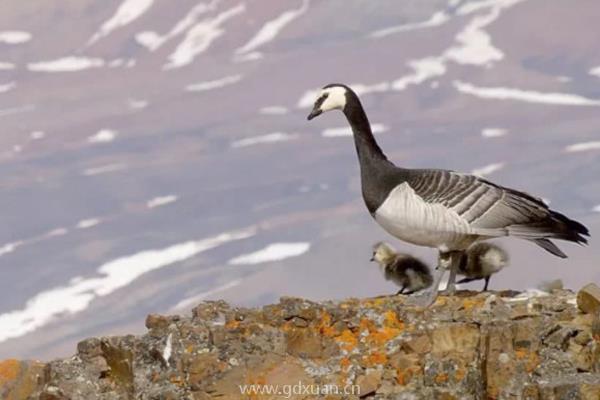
307 83 351 121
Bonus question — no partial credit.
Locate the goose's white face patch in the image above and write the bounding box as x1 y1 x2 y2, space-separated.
318 86 347 112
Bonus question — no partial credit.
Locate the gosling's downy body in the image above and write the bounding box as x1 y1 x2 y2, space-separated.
456 242 509 291
371 242 433 294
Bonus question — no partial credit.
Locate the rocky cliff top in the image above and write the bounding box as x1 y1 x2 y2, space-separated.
2 287 600 399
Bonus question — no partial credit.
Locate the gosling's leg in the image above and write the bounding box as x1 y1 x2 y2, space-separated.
456 277 478 284
483 276 491 291
396 286 406 295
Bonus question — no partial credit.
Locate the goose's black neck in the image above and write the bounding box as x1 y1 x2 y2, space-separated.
342 90 387 164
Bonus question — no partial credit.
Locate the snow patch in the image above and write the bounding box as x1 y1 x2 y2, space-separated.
322 123 388 138
454 81 600 106
392 57 447 91
47 228 68 237
88 129 118 144
589 66 600 78
370 11 449 38
0 241 23 257
471 162 505 177
593 205 600 213
88 0 155 45
0 31 32 44
164 4 246 69
28 57 105 72
228 242 310 265
232 51 263 63
259 106 289 115
0 104 35 118
231 132 297 148
0 82 16 93
82 163 127 176
147 195 178 209
503 288 549 302
0 62 15 70
30 131 46 140
135 1 217 51
128 99 148 110
0 228 255 342
162 334 172 364
235 0 309 54
76 219 101 229
389 0 523 92
565 141 600 153
556 76 572 83
481 128 507 138
185 74 242 92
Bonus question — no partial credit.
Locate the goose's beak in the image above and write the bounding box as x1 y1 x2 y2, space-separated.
307 108 322 120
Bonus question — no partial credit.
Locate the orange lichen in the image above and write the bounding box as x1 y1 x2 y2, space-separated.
364 352 388 366
396 369 410 385
318 312 336 337
335 329 358 351
435 373 449 384
0 359 20 384
515 348 528 359
359 317 377 333
383 310 405 330
434 297 448 307
340 357 351 370
369 326 402 346
453 367 467 382
225 320 240 329
281 320 294 332
515 348 539 373
461 298 483 312
169 375 184 386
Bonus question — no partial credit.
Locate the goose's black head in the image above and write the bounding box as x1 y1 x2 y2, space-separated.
307 83 352 120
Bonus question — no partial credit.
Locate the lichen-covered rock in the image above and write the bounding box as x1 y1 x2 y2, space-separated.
4 290 600 399
578 283 600 315
0 359 45 400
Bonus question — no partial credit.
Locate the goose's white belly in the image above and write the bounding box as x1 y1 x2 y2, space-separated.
374 183 473 250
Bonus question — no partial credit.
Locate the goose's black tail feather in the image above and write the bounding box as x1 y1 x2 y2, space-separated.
548 210 589 244
529 210 589 258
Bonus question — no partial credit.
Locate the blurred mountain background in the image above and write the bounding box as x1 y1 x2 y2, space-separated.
0 0 599 359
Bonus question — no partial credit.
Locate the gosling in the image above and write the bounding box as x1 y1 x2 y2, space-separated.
455 242 509 291
371 242 433 295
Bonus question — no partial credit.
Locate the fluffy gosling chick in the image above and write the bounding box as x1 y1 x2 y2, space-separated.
371 242 433 295
456 242 509 291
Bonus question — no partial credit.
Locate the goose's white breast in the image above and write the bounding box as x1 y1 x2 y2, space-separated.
374 183 473 250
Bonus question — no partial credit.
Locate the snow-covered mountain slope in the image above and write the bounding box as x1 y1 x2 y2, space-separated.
1 0 599 359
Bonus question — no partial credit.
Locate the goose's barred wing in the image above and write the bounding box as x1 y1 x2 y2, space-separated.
404 169 589 257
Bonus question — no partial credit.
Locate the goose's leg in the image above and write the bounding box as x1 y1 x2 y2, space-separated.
483 276 490 291
404 251 448 307
440 251 463 295
446 261 458 294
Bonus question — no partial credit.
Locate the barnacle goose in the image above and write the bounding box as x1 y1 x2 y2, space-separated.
307 83 589 305
371 242 433 294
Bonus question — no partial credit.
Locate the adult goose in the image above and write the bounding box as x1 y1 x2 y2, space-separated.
307 83 589 305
